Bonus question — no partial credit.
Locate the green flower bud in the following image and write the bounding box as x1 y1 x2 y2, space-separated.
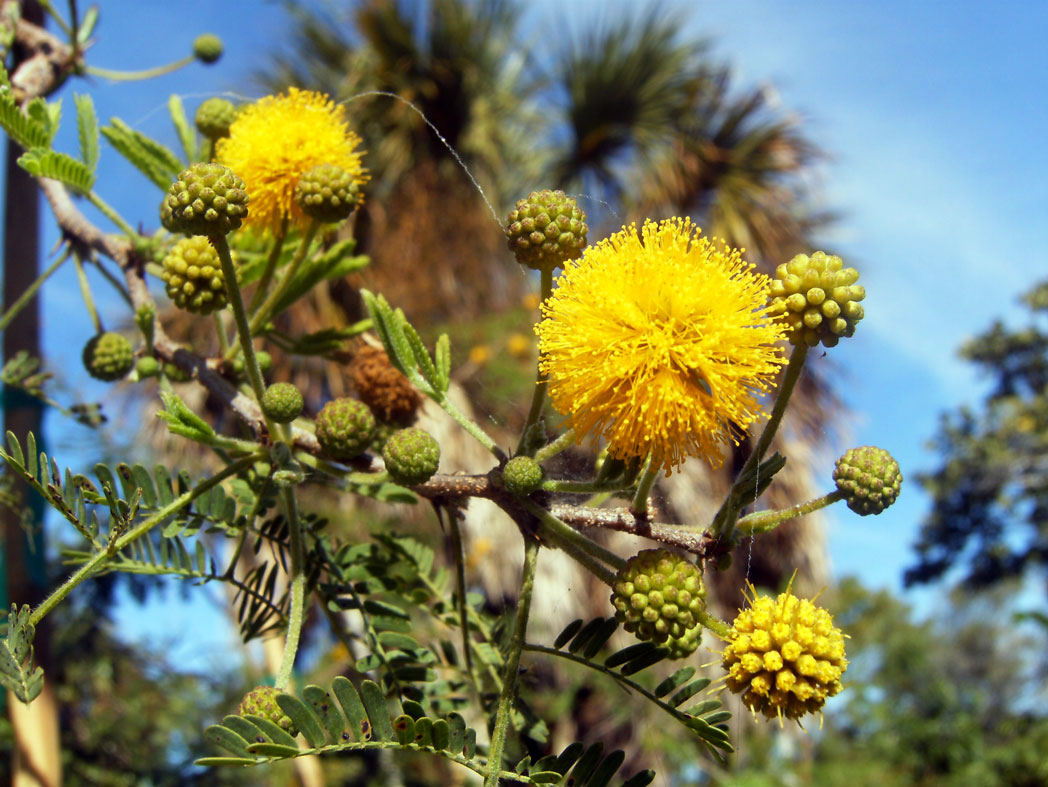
161 163 249 237
315 398 375 460
502 455 544 496
611 549 706 659
770 252 865 348
382 427 440 486
193 34 223 64
262 382 304 424
195 97 238 140
238 685 297 737
294 163 360 224
834 446 902 515
161 236 234 314
82 333 133 382
505 189 587 271
135 356 160 378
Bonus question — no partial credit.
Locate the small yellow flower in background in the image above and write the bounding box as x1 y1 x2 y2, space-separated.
216 88 368 233
536 218 786 473
469 345 491 365
721 581 847 723
506 332 532 358
522 292 542 311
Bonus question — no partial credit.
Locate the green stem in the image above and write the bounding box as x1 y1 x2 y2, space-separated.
30 454 259 626
629 461 659 519
87 191 136 236
212 235 267 406
84 55 196 82
524 500 627 573
274 485 306 690
246 219 319 337
485 537 539 787
515 267 554 456
533 428 576 463
0 250 69 332
712 344 809 540
695 607 731 640
540 478 627 495
91 259 133 306
214 311 230 355
441 394 506 461
737 490 846 535
248 217 289 313
73 256 102 333
446 509 475 682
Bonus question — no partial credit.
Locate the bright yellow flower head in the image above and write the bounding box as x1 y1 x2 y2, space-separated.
721 582 848 723
536 218 787 473
215 88 368 233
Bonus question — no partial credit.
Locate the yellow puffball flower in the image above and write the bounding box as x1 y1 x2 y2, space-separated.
722 582 848 723
536 218 787 474
216 88 368 233
507 332 532 358
469 345 491 365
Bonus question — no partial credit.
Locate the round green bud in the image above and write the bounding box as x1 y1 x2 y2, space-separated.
162 362 191 383
502 455 544 495
834 446 902 515
610 549 706 659
238 685 297 737
256 351 272 375
135 356 160 378
294 163 360 223
161 163 249 237
770 251 865 348
315 398 375 461
381 427 440 486
262 382 304 424
505 189 588 271
82 333 134 382
161 236 233 314
193 34 223 64
369 422 398 454
195 97 238 140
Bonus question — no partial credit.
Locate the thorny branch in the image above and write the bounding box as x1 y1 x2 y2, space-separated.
12 6 730 562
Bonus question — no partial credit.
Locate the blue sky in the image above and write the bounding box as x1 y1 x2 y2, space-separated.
692 0 1048 593
6 0 1047 655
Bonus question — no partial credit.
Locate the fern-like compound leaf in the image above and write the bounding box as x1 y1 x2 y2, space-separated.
0 604 44 704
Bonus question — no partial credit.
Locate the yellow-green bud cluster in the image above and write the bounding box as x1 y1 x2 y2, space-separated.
315 398 375 461
294 163 360 223
771 252 865 347
261 383 304 424
238 685 297 737
82 333 133 382
502 455 544 495
161 163 249 237
192 34 223 64
505 189 588 271
195 98 237 140
161 236 231 314
723 587 847 721
833 446 902 515
610 549 706 659
382 427 440 486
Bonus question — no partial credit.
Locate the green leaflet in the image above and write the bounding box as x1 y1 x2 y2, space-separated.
17 149 94 193
100 118 183 190
74 93 100 172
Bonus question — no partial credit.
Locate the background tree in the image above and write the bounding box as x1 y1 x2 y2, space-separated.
907 280 1048 603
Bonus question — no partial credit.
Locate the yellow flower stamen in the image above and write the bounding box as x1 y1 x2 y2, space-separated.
216 88 368 233
536 217 786 473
